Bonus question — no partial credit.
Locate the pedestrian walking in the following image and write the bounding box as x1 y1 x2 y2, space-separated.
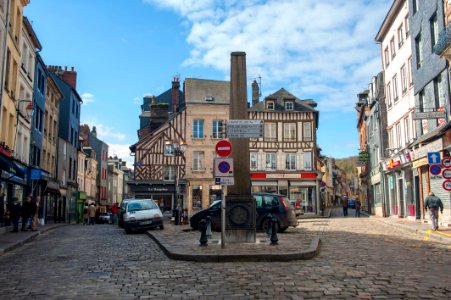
21 196 34 231
341 196 348 217
9 197 21 232
88 203 96 225
31 196 43 230
110 203 118 224
355 198 361 217
424 192 444 230
83 204 89 225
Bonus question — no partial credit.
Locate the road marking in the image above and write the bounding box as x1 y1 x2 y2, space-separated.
435 230 451 238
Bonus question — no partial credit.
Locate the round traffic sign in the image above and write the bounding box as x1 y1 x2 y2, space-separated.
443 157 451 168
429 164 442 176
443 169 451 179
443 179 451 191
218 161 231 174
215 140 232 157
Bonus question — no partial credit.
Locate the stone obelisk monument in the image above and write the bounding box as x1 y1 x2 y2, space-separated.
225 52 256 243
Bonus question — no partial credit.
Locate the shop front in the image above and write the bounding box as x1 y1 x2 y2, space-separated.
251 172 320 214
43 179 60 224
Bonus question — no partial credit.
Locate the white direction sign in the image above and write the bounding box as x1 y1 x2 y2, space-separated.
226 120 263 138
215 177 235 186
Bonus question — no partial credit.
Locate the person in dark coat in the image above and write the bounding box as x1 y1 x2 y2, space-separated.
9 197 21 232
21 196 34 231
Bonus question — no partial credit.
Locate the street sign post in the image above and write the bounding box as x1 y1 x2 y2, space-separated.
226 120 263 138
215 140 232 157
214 158 234 177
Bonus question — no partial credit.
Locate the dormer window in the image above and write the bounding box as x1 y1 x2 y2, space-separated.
285 101 294 110
266 101 275 110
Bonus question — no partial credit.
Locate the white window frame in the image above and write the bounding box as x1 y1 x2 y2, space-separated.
303 122 312 141
401 64 407 94
265 153 277 171
250 152 258 171
193 119 204 139
285 101 294 110
212 119 224 139
266 101 275 110
393 75 399 102
285 153 296 170
192 151 205 171
163 165 176 181
264 123 277 141
303 152 312 170
283 123 296 141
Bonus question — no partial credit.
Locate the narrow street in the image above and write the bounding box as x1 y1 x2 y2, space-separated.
0 211 449 299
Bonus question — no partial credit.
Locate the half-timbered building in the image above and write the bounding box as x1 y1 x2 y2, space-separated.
249 88 321 214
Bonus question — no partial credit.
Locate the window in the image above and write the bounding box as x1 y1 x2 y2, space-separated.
430 13 438 50
193 119 204 139
387 82 392 108
303 152 312 170
283 123 296 141
390 37 396 58
265 153 277 171
285 101 294 110
163 166 176 180
285 153 296 170
405 15 409 37
264 123 277 141
266 101 275 110
303 122 312 141
404 117 411 144
250 152 258 171
384 47 390 67
433 74 445 109
393 75 399 102
212 119 224 139
400 64 407 94
192 151 205 171
415 33 422 69
398 24 404 48
395 122 402 147
419 89 425 112
413 0 418 14
408 56 413 86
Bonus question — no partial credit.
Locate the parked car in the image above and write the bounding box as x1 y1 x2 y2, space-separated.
347 199 356 209
98 212 113 224
118 198 132 228
189 193 298 233
123 199 164 234
289 199 302 216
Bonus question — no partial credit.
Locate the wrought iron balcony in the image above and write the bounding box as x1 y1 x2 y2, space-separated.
434 24 451 60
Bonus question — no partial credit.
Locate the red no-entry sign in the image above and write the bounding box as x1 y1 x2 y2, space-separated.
215 140 232 157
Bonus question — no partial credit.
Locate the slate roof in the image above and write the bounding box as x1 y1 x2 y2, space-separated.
249 88 317 113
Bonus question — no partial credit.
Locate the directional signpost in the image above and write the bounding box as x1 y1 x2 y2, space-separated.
226 120 263 138
428 152 441 165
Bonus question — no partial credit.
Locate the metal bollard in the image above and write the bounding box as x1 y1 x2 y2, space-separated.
206 216 212 239
270 217 278 245
266 214 272 238
199 219 208 246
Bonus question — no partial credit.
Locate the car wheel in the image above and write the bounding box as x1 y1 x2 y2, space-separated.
125 226 131 234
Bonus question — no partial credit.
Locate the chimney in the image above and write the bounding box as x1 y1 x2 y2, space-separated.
61 66 77 89
151 95 156 105
91 126 97 138
252 80 259 107
171 76 180 113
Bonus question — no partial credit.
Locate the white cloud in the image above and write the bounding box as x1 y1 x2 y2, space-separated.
81 120 127 141
144 0 392 112
108 143 134 169
81 92 95 105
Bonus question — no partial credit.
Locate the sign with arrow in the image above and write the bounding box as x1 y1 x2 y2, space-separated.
427 152 441 165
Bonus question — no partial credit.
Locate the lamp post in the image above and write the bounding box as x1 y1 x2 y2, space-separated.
165 140 187 224
14 99 34 157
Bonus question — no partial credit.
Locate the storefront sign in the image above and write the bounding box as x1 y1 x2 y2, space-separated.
411 139 443 160
412 157 429 168
251 172 317 179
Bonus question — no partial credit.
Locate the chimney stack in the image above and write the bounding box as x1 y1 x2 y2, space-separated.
252 80 259 107
62 66 77 89
171 76 180 113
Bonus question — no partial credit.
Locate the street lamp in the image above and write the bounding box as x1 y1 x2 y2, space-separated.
165 140 187 224
14 99 34 157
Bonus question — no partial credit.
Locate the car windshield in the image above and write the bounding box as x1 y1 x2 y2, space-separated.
128 201 158 212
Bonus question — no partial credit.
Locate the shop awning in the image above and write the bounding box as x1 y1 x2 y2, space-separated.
0 154 26 178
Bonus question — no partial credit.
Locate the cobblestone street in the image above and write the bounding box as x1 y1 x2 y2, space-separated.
0 210 449 299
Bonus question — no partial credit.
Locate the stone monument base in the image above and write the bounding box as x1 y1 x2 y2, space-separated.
225 194 256 243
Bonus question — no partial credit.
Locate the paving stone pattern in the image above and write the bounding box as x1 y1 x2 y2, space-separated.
0 209 449 299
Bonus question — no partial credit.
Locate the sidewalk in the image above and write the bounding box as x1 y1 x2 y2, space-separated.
0 223 66 255
361 211 451 244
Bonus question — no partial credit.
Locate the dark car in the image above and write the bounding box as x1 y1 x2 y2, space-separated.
118 198 132 228
189 193 298 233
347 199 356 209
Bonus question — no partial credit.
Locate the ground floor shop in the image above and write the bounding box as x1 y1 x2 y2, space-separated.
187 180 223 217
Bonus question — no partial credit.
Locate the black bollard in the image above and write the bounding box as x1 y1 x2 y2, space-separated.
206 216 212 239
270 217 278 245
199 219 208 246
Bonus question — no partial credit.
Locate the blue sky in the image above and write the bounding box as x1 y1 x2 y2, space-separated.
25 0 393 167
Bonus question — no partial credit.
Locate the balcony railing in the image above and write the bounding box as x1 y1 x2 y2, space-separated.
434 24 451 57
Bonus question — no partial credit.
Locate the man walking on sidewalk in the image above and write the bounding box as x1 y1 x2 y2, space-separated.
424 192 444 231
